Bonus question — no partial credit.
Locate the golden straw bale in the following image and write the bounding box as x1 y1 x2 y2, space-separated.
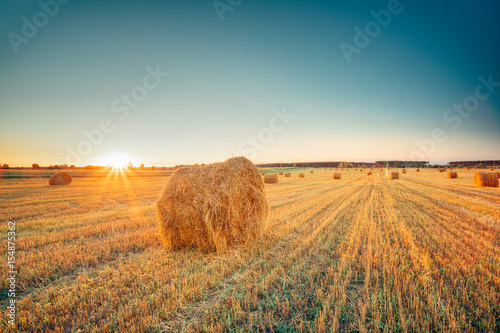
447 171 458 178
264 173 278 184
333 173 341 180
474 172 499 187
390 172 399 180
416 169 420 172
48 172 72 185
284 173 291 177
278 172 283 175
299 173 305 178
156 157 268 253
367 171 372 175
401 169 406 174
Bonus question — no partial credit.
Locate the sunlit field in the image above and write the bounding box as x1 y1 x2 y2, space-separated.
1 168 499 332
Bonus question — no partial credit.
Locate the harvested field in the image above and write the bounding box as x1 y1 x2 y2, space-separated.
1 168 499 332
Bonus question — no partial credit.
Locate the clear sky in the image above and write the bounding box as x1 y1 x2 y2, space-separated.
1 0 499 167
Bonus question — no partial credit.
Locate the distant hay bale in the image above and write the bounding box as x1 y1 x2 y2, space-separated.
416 169 420 172
299 173 305 178
284 173 291 177
438 169 444 173
278 172 283 175
490 168 494 171
310 171 314 174
333 173 341 180
264 173 278 184
390 172 399 180
156 157 268 253
367 171 372 175
447 171 458 179
474 172 499 187
48 172 72 185
401 169 406 174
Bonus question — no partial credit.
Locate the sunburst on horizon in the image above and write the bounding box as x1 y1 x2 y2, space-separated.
99 152 136 169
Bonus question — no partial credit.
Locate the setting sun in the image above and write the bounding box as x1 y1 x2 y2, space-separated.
100 152 135 169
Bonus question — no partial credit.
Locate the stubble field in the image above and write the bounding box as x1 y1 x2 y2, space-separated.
1 168 499 332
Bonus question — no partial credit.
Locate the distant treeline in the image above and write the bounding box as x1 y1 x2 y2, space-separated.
0 164 173 171
257 162 376 168
258 161 438 168
2 159 498 170
448 160 500 167
375 161 430 168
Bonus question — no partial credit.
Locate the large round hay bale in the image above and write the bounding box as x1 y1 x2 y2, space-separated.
390 172 399 180
299 173 305 178
474 172 499 187
278 172 283 175
333 173 341 180
416 169 420 172
367 171 372 175
284 172 291 177
48 172 72 185
156 157 268 252
447 171 458 178
310 171 314 174
401 169 406 174
264 173 278 184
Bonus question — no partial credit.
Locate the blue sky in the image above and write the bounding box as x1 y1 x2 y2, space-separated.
1 0 499 166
